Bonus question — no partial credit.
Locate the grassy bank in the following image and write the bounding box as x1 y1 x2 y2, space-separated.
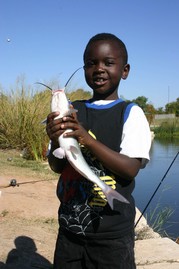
0 82 91 160
0 149 57 181
151 118 179 139
0 84 51 160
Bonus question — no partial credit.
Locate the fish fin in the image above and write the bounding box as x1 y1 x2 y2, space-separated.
105 189 130 210
70 108 78 113
63 109 78 117
69 145 79 160
70 145 79 154
53 148 65 159
41 118 47 124
67 108 78 115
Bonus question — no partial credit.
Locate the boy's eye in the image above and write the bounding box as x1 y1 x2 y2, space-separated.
84 61 95 68
105 60 115 66
84 59 115 68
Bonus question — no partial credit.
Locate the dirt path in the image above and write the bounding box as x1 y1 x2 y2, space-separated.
0 150 60 269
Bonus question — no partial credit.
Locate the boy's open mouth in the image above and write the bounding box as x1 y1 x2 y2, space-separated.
94 77 107 86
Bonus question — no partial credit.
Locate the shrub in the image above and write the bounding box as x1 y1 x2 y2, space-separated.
0 79 92 160
0 82 51 160
154 120 179 139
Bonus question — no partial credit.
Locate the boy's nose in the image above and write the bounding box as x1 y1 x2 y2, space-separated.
95 63 105 73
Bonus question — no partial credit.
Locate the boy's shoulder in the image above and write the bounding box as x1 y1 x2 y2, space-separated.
72 99 138 124
123 101 138 123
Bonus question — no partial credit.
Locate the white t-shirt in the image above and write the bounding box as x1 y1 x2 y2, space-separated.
93 100 151 168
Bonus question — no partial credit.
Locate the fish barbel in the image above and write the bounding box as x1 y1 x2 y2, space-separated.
51 88 129 209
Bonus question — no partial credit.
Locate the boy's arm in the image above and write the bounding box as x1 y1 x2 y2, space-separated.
84 106 151 179
60 107 150 180
86 138 141 180
61 120 141 180
83 107 150 179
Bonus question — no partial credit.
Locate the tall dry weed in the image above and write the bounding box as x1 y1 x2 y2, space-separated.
0 80 51 160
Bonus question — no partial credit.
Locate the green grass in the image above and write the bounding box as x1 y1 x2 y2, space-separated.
0 80 92 160
152 119 179 139
145 204 174 237
0 82 51 160
0 149 57 181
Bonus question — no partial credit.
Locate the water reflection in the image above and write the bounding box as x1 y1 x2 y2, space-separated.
134 139 179 239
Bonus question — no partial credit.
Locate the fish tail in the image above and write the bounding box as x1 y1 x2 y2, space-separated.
105 188 130 210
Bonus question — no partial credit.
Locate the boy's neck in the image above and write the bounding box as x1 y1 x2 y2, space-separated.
92 92 119 101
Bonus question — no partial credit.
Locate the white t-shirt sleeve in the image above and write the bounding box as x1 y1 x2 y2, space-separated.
120 105 151 168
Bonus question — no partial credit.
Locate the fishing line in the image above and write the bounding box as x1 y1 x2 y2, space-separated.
135 150 179 228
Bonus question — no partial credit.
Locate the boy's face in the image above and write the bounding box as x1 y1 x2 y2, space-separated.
84 40 130 100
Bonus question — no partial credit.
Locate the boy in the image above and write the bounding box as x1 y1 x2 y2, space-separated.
46 33 151 269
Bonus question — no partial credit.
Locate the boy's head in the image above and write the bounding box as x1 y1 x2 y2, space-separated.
83 33 128 65
83 33 130 100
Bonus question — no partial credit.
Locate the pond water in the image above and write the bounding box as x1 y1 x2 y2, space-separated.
133 138 179 240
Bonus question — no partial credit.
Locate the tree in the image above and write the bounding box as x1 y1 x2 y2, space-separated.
156 107 165 114
67 88 92 101
145 104 156 125
132 96 156 124
165 98 179 116
132 96 148 112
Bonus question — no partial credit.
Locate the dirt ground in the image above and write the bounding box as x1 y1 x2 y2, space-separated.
0 150 60 269
0 150 158 269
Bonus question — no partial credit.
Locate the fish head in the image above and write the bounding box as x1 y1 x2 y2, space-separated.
51 88 70 118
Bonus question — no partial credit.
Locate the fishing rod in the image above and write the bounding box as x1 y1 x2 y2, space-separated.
0 178 56 189
135 150 179 228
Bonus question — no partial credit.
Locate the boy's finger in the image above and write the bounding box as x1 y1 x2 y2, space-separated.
47 112 60 123
69 104 77 120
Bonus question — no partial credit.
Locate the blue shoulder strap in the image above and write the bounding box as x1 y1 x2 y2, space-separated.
123 102 137 124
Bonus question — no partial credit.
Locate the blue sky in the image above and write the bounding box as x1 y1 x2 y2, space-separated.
0 0 178 108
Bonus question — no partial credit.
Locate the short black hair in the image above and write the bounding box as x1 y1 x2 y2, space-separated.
83 33 128 64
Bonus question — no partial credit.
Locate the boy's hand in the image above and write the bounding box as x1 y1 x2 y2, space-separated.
46 112 64 145
61 116 93 147
46 108 94 147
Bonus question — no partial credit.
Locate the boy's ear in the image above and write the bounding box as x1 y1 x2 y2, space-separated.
122 64 130 80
